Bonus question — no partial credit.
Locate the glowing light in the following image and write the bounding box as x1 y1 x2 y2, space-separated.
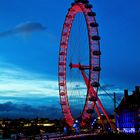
123 128 135 133
37 123 55 127
97 117 100 120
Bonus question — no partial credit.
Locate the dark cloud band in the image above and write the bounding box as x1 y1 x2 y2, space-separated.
0 22 46 38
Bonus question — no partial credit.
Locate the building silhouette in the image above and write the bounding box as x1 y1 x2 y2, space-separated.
115 86 140 133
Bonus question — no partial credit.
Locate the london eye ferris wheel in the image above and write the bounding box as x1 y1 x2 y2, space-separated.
58 0 115 130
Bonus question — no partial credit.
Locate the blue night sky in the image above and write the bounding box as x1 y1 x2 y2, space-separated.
0 0 139 119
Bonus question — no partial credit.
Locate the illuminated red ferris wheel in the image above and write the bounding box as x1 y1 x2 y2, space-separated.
58 0 115 130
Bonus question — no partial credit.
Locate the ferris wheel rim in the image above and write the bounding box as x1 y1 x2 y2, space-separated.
58 1 101 127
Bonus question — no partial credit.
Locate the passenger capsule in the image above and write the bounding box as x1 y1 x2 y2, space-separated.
85 4 93 9
91 82 100 87
71 3 75 6
88 12 96 16
93 51 101 56
75 0 80 3
93 66 101 71
81 0 89 4
90 22 99 27
92 35 101 40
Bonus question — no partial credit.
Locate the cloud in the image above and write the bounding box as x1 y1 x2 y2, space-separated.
0 102 62 119
0 61 125 118
0 61 58 96
0 61 123 101
0 21 46 38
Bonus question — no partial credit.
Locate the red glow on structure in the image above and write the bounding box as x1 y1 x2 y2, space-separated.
58 1 116 131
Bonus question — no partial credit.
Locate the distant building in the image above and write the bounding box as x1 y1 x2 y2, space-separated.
115 86 140 133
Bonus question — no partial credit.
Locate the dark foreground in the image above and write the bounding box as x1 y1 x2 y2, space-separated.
7 132 140 139
63 133 140 140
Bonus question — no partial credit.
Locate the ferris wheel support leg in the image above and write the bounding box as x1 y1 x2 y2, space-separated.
81 70 89 86
96 98 116 131
80 69 116 131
